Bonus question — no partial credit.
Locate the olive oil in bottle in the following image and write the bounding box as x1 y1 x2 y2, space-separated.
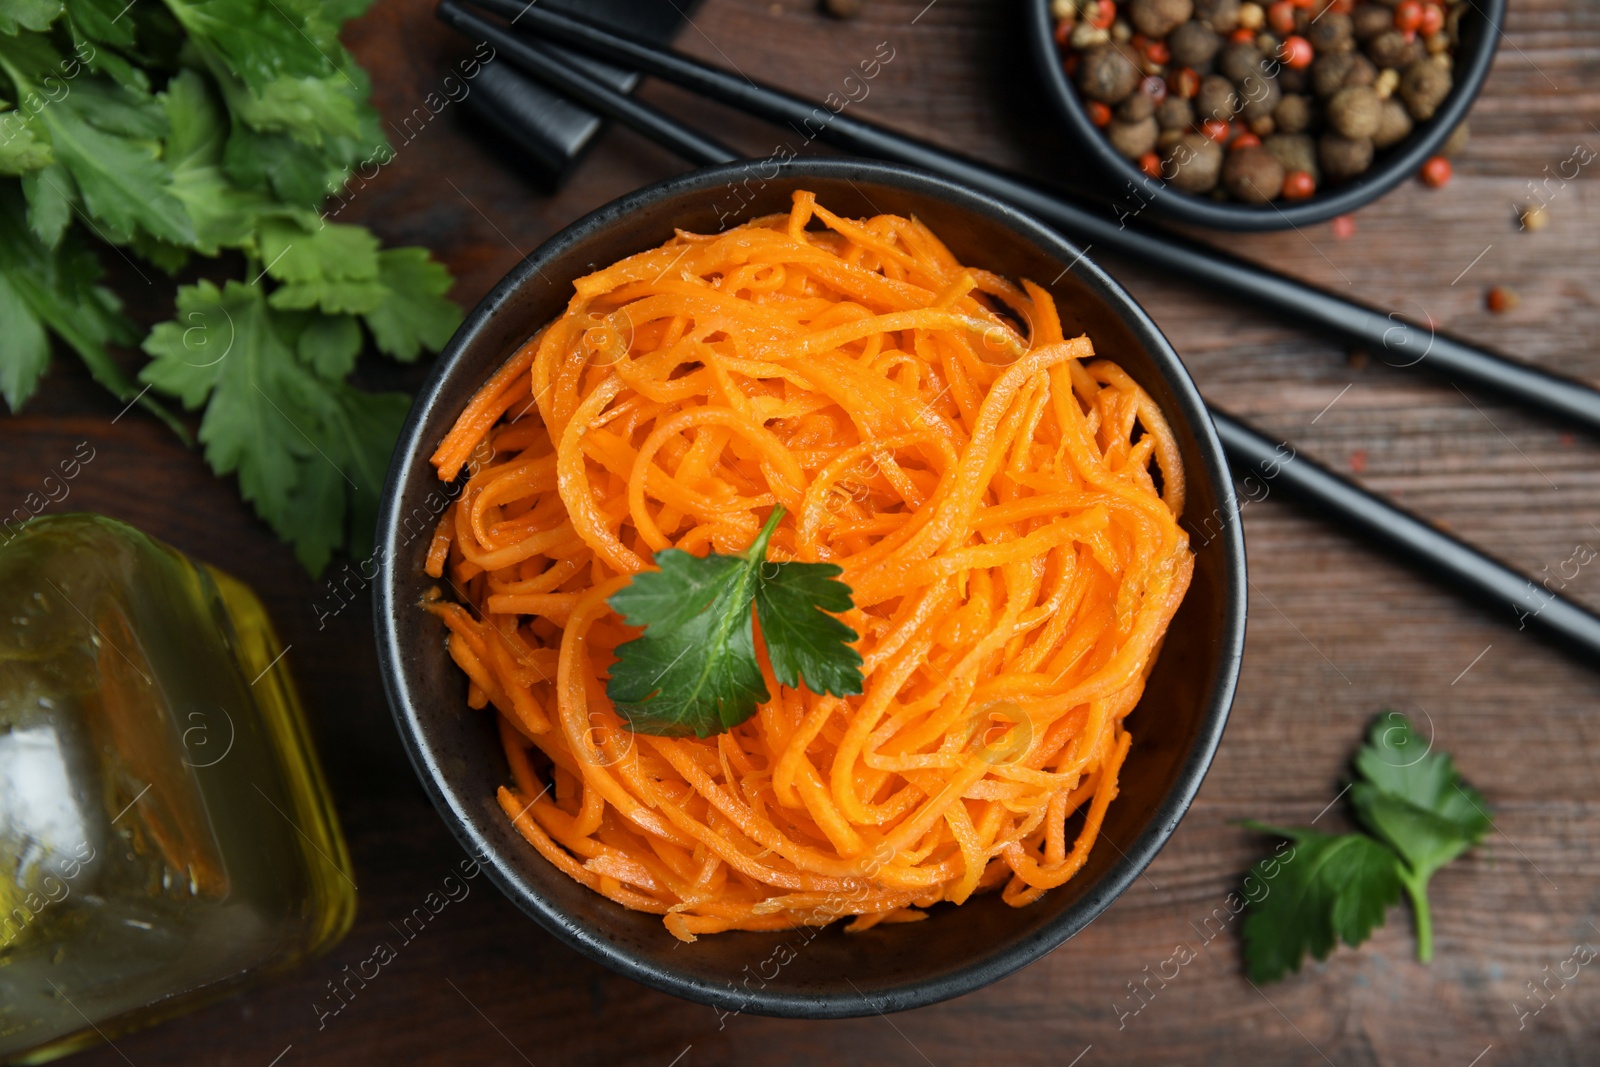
0 515 355 1064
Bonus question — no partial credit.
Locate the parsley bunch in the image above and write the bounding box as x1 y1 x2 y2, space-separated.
1242 712 1491 982
0 0 462 574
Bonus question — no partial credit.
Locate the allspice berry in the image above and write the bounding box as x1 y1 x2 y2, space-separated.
1368 30 1418 70
1194 0 1241 32
822 0 865 17
1194 74 1240 121
1118 92 1157 122
1155 95 1196 130
1311 53 1354 98
1218 40 1265 83
1306 12 1353 55
1346 55 1377 88
1169 20 1223 67
1371 97 1413 148
1399 59 1451 121
1274 93 1313 134
1264 132 1319 182
1327 85 1381 139
1238 71 1281 122
1162 132 1225 192
1319 131 1374 180
1223 145 1286 201
1128 0 1193 37
1108 115 1160 159
1350 3 1392 41
1078 45 1142 103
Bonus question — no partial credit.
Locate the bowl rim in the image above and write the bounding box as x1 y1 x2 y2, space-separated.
374 156 1247 1017
1023 0 1506 231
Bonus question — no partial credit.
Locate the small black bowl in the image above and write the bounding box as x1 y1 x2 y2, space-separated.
1025 0 1505 231
374 157 1246 1018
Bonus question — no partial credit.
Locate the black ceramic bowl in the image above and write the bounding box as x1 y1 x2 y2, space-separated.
1025 0 1504 231
375 158 1246 1018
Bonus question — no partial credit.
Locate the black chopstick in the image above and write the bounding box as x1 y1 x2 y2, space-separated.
436 0 1600 662
459 0 1600 439
1214 412 1600 659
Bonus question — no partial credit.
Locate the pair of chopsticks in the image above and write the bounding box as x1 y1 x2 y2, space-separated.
437 0 1600 662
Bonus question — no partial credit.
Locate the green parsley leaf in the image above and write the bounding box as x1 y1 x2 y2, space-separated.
1349 711 1491 961
752 550 864 698
606 506 864 738
293 311 361 379
163 67 280 255
362 247 461 362
163 0 332 94
1240 825 1403 984
0 36 193 246
0 268 51 408
0 183 165 423
258 216 379 285
258 216 400 315
20 161 74 244
222 123 343 208
139 279 407 574
1241 711 1490 980
0 0 455 575
0 105 52 174
141 279 312 516
64 0 136 51
0 1 63 36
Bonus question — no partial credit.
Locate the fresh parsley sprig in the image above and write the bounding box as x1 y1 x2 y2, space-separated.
1242 712 1491 982
0 0 462 575
605 506 865 739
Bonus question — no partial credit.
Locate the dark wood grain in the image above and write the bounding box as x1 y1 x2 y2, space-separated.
12 0 1600 1063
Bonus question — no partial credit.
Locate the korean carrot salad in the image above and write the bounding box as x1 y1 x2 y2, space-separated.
424 191 1193 940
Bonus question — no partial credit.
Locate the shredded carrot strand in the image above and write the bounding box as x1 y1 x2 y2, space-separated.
426 194 1194 941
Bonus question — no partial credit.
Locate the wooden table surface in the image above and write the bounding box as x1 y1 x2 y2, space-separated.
14 0 1600 1063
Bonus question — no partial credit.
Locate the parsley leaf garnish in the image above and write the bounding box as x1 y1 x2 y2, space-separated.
1241 712 1490 982
606 506 865 739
